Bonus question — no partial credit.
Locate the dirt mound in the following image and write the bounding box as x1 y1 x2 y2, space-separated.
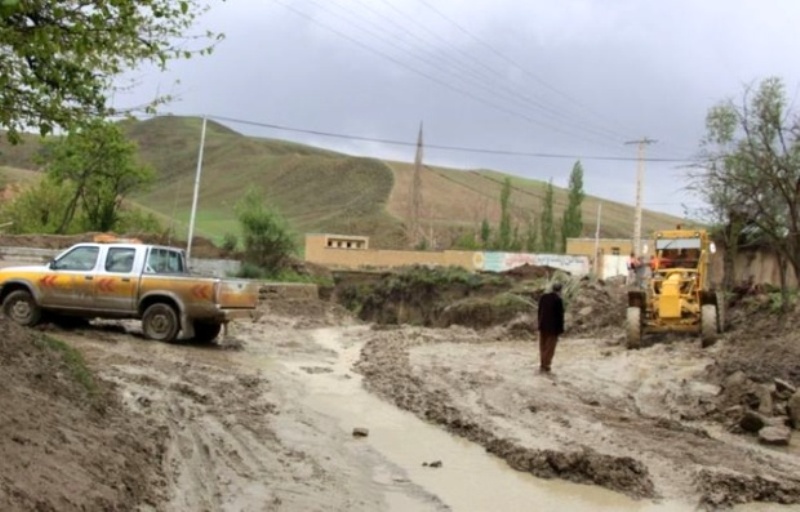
497 263 560 280
565 279 627 336
354 328 657 499
0 320 166 511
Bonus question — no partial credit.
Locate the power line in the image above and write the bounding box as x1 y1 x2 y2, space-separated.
205 113 692 163
273 0 628 148
413 0 634 140
358 0 626 145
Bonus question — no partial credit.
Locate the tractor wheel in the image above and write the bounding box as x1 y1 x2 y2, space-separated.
626 306 642 349
2 290 42 327
193 321 222 344
142 303 180 343
715 291 727 333
701 304 718 348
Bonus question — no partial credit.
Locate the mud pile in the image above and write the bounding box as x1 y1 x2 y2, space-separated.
702 289 800 447
0 320 166 511
563 279 627 337
333 266 629 338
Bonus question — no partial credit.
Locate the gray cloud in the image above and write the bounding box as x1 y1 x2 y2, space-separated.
118 0 800 217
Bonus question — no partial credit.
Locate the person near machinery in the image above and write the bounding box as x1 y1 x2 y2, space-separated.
537 282 565 374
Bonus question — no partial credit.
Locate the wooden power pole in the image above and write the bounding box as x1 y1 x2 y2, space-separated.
408 122 424 247
625 137 657 257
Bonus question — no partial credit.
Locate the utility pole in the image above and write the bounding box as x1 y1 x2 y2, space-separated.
187 116 208 260
593 202 602 276
624 137 657 257
408 122 424 247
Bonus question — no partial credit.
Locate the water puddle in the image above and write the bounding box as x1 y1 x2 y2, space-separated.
282 328 683 511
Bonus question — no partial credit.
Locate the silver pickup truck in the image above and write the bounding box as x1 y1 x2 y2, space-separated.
0 242 259 343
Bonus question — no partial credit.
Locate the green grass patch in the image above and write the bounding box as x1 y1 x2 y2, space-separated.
34 334 98 398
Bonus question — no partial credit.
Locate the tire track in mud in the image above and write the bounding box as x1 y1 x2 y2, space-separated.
354 330 658 500
354 328 800 510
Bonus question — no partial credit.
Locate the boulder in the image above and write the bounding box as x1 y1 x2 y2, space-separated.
740 410 767 433
789 390 800 429
758 426 792 446
754 384 775 416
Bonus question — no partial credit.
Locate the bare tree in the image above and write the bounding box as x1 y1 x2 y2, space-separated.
693 77 800 308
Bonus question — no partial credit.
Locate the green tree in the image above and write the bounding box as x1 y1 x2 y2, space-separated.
524 214 538 252
235 188 296 276
496 177 513 250
1 175 75 234
0 0 223 142
43 120 155 233
479 218 491 248
540 179 556 252
694 77 800 304
561 160 585 250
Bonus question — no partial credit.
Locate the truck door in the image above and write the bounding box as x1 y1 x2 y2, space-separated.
45 245 101 309
94 246 139 313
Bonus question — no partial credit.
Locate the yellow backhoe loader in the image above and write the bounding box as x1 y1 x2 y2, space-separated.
626 227 725 349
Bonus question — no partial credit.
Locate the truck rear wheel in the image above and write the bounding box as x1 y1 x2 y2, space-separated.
193 321 222 344
2 290 42 327
701 304 718 348
626 306 642 349
142 303 180 343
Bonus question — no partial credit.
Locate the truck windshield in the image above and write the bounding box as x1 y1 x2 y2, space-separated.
145 248 186 274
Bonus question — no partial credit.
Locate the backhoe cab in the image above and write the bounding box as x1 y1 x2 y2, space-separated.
626 227 724 349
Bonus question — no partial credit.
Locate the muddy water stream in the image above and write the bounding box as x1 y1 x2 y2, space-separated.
277 328 696 512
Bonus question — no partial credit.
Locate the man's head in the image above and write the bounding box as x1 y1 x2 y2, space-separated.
552 282 563 294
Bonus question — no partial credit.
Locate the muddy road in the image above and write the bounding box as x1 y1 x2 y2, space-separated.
17 304 799 511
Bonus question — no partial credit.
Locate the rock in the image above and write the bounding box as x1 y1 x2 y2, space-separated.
724 370 748 389
428 460 443 468
766 416 790 428
740 410 767 433
754 384 774 416
352 427 369 438
724 405 744 419
774 403 788 417
758 426 792 446
789 390 800 429
775 378 797 395
578 306 593 317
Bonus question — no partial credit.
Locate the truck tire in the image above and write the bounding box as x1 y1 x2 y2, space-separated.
142 303 180 343
2 290 42 327
626 306 642 349
193 321 222 344
701 304 718 348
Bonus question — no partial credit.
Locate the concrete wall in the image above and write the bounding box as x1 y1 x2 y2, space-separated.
305 234 591 276
709 246 798 288
601 254 629 280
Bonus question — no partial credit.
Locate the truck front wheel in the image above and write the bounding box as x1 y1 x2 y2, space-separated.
193 321 222 344
2 290 42 327
142 303 180 343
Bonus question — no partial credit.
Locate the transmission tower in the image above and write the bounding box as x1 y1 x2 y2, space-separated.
408 122 424 246
624 137 657 257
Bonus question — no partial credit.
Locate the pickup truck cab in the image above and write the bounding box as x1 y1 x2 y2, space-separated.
0 242 259 343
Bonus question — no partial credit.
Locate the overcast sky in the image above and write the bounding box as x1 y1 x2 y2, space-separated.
119 0 800 217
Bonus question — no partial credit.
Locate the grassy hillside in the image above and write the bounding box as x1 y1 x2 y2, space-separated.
0 116 686 249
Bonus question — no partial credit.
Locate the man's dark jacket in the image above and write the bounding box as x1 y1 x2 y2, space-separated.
538 292 564 335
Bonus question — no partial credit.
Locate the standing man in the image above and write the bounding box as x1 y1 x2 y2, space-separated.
537 282 565 374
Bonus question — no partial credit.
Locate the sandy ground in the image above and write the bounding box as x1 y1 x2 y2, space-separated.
3 298 800 511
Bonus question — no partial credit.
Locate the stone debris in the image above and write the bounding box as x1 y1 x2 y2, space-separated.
352 427 369 438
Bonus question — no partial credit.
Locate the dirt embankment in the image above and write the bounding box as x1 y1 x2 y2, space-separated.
0 320 167 512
